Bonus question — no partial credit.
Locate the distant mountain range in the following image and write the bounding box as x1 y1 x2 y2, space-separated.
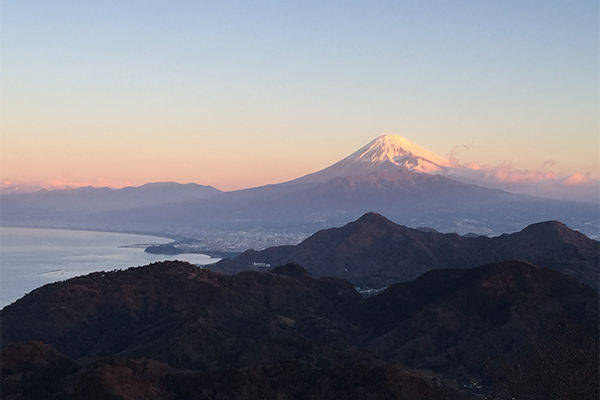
1 181 221 213
213 212 599 289
2 260 597 398
1 135 598 239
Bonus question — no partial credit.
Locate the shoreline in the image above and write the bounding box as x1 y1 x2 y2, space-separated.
0 227 223 308
0 225 237 259
0 224 186 242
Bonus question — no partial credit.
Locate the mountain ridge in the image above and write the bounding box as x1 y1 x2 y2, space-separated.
212 212 599 289
2 259 597 395
0 181 222 213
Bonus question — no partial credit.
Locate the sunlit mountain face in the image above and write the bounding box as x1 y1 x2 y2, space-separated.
287 134 453 185
286 134 598 204
341 134 452 172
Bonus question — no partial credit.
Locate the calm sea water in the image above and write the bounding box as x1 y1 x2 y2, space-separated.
0 227 220 308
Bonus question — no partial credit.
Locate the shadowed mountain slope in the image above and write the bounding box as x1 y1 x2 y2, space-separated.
1 261 367 371
356 261 599 386
2 260 597 394
1 342 461 400
213 212 599 289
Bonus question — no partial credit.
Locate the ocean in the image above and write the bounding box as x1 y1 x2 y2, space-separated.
0 227 220 308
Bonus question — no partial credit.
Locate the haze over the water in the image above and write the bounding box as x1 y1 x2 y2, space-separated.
1 1 598 201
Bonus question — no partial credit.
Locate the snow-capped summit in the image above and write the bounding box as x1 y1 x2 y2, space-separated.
349 134 451 173
288 134 453 184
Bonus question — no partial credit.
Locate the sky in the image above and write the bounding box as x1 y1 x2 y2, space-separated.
1 1 598 198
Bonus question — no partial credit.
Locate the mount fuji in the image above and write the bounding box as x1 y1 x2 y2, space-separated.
288 134 453 184
1 135 598 239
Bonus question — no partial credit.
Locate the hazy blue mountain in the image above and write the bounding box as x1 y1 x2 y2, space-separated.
1 136 597 240
0 182 222 231
80 169 598 238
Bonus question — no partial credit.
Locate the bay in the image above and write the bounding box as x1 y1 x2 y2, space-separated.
0 227 220 308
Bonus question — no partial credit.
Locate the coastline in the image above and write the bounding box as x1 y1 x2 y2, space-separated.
0 227 221 308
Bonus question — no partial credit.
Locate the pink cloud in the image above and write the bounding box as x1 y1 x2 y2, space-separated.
445 154 597 202
446 144 583 187
562 172 589 186
461 163 559 184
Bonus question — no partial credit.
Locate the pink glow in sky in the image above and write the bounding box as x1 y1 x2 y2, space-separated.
1 1 598 199
563 173 589 186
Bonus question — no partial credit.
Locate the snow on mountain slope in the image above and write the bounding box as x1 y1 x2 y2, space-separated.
287 134 453 184
352 134 451 171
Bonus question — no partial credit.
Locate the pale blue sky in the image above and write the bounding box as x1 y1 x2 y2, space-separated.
2 1 598 190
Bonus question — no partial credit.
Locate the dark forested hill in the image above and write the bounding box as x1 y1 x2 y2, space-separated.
356 260 599 387
1 261 366 371
0 342 461 400
2 260 598 398
213 212 600 289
